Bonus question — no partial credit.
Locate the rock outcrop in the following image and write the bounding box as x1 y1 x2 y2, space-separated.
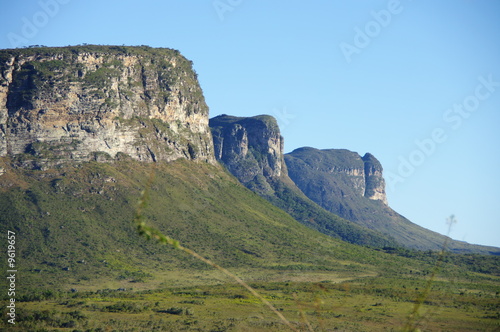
0 45 215 169
284 147 500 253
362 153 388 204
210 115 498 253
210 114 399 248
210 114 284 194
285 147 395 224
284 147 388 207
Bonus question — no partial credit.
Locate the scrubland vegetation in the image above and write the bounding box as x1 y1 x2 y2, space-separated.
0 159 498 331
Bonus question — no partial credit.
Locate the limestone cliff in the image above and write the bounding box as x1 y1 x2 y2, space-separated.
362 153 388 204
210 114 284 194
284 147 388 208
0 45 215 169
209 114 399 248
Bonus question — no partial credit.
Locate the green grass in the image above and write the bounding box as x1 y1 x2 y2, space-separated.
3 277 499 331
0 158 382 290
1 158 499 330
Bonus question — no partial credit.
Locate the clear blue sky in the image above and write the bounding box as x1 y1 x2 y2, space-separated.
1 0 499 247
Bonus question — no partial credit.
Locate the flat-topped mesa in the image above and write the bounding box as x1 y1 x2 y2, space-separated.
285 147 388 207
0 45 215 169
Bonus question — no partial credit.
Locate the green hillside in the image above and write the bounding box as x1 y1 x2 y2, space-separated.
0 157 388 292
1 158 499 331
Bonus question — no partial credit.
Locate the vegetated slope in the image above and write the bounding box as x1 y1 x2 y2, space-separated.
285 147 500 255
2 158 499 332
0 157 404 292
2 157 497 295
210 114 398 248
0 45 395 293
0 159 500 331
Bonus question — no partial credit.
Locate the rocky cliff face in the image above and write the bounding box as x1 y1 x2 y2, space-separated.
362 153 388 204
285 147 388 207
0 45 215 169
284 147 498 252
210 117 498 253
210 114 284 194
209 114 400 248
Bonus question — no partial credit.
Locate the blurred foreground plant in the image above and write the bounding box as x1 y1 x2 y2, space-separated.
133 174 303 332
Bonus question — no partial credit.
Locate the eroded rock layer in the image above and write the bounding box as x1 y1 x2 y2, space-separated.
0 45 215 169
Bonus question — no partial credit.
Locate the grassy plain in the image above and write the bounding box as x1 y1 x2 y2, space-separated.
0 158 498 331
4 272 500 331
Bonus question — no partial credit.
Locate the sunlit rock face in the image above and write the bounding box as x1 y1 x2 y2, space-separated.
0 46 215 169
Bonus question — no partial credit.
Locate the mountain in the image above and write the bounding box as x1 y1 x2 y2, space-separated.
285 147 391 220
1 46 499 332
0 45 214 169
285 147 500 254
1 45 498 296
210 114 399 248
0 46 396 292
209 114 498 254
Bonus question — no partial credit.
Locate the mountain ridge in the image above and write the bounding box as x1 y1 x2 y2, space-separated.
1 45 498 256
210 114 399 248
1 45 498 332
210 114 499 254
284 147 499 254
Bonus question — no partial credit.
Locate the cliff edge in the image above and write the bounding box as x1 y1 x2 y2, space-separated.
210 114 284 194
0 45 215 169
210 114 399 248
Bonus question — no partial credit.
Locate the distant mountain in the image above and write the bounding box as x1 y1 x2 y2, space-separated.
210 114 399 248
208 114 498 254
285 147 500 254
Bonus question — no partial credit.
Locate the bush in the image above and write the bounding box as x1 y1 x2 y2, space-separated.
159 307 194 316
102 302 149 313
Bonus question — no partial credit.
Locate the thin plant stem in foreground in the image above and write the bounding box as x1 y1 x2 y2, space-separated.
133 181 300 332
